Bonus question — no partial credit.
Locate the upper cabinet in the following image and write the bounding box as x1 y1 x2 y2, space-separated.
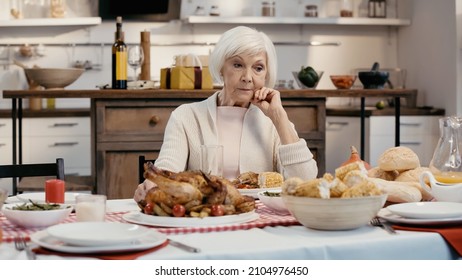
184 16 411 26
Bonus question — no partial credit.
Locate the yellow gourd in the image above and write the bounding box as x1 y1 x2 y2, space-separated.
341 146 371 170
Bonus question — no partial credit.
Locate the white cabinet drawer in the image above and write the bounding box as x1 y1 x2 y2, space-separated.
0 119 12 137
23 117 90 137
23 136 90 169
0 137 12 164
370 116 440 136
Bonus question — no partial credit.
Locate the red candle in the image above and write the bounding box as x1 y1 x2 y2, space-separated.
45 179 65 203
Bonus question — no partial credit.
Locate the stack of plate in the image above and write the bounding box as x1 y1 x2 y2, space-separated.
377 202 462 226
30 222 167 253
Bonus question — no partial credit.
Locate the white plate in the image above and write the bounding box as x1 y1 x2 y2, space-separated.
17 192 81 204
239 187 281 199
31 229 167 254
123 210 259 228
387 202 462 219
377 208 462 226
46 222 152 247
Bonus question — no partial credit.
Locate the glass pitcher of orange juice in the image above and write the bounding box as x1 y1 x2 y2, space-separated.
429 116 462 183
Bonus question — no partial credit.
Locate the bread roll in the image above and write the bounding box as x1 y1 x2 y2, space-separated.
367 166 399 181
395 167 433 201
378 146 420 172
369 178 422 203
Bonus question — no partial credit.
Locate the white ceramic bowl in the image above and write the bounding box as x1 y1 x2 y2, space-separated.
257 191 289 214
2 203 72 228
24 68 84 89
282 194 387 230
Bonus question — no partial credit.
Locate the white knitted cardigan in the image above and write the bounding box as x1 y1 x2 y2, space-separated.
155 92 318 180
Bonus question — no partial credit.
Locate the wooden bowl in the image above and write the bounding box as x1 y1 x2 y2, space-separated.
24 68 84 89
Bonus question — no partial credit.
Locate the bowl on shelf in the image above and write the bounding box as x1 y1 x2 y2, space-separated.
292 71 323 89
329 75 357 89
2 203 73 228
282 194 387 230
24 68 84 90
358 71 390 89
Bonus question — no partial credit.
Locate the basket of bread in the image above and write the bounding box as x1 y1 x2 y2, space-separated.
282 145 432 230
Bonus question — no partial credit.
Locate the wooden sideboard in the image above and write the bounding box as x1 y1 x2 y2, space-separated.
3 89 417 199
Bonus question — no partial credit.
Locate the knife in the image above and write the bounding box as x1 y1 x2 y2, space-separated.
168 239 201 253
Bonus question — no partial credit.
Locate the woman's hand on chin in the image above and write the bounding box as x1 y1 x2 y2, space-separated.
251 87 284 118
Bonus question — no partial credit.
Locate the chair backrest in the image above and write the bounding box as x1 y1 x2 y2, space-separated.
0 158 65 195
138 155 156 184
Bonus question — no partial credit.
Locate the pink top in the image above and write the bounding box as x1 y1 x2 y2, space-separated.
217 106 247 179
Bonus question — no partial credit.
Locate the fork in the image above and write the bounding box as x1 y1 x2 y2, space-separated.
370 217 397 235
14 235 37 260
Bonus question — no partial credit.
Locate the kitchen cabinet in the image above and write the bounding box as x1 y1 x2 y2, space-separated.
94 96 325 199
326 115 441 173
22 117 91 176
369 116 440 167
0 17 101 27
0 118 13 191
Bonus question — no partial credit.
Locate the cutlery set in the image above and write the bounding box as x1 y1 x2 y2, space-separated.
370 217 397 234
14 235 37 260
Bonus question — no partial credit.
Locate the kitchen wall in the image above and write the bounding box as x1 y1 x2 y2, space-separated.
1 0 457 114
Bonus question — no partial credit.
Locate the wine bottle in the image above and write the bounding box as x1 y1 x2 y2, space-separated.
112 16 127 89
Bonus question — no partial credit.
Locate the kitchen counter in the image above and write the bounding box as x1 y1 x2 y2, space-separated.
2 88 417 99
327 106 445 117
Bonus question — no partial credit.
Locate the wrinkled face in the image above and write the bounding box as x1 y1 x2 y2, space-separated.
221 51 267 106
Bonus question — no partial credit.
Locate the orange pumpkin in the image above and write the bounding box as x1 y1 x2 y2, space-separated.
341 146 371 170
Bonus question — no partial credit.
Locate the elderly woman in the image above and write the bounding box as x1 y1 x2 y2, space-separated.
155 26 318 180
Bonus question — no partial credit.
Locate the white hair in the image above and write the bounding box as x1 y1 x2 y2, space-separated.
209 26 277 88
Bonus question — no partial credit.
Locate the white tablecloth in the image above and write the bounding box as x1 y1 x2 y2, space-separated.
0 199 458 260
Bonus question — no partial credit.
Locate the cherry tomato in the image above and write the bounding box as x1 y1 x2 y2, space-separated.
144 203 154 215
211 204 224 216
172 204 186 217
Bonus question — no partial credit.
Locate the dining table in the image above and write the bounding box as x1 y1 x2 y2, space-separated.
0 196 460 260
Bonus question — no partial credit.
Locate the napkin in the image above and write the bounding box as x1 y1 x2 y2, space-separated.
392 224 462 256
32 240 168 260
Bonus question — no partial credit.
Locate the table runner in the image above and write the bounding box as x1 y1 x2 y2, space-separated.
392 224 462 257
1 202 300 243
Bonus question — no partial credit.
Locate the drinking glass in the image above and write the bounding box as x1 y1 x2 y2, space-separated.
75 194 107 222
128 45 144 89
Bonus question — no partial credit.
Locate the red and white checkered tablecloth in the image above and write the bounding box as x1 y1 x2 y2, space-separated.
1 202 300 243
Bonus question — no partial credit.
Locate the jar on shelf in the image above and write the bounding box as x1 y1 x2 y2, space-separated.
305 5 318 17
209 5 220 16
194 6 206 16
368 0 387 18
340 0 353 17
261 1 275 17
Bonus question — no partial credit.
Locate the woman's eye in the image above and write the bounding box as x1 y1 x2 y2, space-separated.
233 63 242 68
255 66 264 72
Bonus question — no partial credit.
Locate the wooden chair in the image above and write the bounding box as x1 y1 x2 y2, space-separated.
0 158 65 195
138 155 156 184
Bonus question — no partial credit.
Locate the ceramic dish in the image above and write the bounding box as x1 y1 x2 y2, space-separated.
2 203 72 228
387 202 462 219
47 222 152 247
256 191 289 214
30 229 167 254
123 210 259 228
17 192 81 204
238 187 282 199
377 208 462 226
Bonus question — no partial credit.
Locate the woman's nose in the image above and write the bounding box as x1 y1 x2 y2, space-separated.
241 70 252 83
